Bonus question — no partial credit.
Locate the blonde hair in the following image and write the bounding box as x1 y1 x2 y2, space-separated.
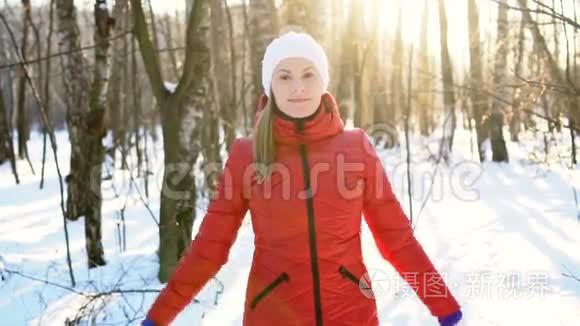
252 94 276 183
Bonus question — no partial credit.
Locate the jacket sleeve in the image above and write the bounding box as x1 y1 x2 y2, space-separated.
359 130 461 318
147 139 250 325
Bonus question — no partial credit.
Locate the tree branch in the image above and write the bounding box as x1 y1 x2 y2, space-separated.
130 0 167 102
488 0 580 30
174 0 205 99
0 30 132 71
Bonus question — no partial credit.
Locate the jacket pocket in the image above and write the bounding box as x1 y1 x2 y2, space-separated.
338 265 374 297
250 272 290 310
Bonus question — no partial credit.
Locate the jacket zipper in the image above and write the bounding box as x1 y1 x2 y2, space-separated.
299 143 323 326
339 265 374 297
250 272 290 310
339 265 360 285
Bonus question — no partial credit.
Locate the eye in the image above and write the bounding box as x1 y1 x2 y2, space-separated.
303 72 314 79
279 75 290 81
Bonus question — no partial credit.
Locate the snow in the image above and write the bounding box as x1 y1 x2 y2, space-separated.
164 82 178 94
1 124 580 325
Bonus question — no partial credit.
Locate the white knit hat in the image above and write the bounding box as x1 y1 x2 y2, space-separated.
261 31 329 97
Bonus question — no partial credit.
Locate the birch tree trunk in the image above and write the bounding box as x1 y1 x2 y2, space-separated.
54 0 107 267
132 0 210 282
56 0 92 221
83 0 114 268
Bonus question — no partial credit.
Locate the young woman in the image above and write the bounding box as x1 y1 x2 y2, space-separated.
143 32 463 326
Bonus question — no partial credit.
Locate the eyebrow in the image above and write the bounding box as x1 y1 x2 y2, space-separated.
277 66 315 74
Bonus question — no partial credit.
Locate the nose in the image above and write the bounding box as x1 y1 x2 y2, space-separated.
291 79 306 94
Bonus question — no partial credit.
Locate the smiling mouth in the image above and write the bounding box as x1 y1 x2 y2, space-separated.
288 98 310 103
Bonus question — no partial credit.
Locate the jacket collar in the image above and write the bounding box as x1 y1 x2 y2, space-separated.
254 92 344 146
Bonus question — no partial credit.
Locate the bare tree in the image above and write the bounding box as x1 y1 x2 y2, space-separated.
283 0 325 42
0 17 19 183
355 0 379 129
389 6 404 130
161 14 180 81
468 0 488 162
510 0 527 142
370 0 387 130
15 0 32 160
107 1 129 170
131 0 211 282
210 0 235 151
351 0 365 128
489 0 510 162
223 0 240 147
517 0 578 164
56 0 93 222
40 0 56 189
249 0 279 109
0 85 17 183
81 0 117 268
418 0 433 137
336 0 362 124
54 0 108 268
437 0 457 152
328 0 344 96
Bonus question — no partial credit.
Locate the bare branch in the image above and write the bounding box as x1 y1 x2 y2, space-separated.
488 0 580 30
0 30 132 71
130 0 167 102
174 0 207 99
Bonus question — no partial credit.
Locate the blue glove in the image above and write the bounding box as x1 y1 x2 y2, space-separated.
142 319 155 326
439 310 462 326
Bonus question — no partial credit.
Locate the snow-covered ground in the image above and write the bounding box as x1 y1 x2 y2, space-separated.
1 125 579 325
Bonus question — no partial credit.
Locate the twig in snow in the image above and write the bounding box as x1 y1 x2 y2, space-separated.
412 111 454 231
562 264 580 282
2 267 83 295
121 150 159 226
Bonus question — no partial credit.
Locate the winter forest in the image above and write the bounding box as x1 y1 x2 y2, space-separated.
0 0 579 324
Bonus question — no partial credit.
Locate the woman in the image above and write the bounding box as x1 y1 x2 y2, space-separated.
143 32 463 326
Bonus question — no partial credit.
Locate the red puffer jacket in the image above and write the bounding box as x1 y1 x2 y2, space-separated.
146 92 461 325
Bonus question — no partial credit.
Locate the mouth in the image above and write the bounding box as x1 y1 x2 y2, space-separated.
288 98 311 103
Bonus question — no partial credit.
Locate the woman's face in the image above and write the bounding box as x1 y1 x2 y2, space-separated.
270 57 324 118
